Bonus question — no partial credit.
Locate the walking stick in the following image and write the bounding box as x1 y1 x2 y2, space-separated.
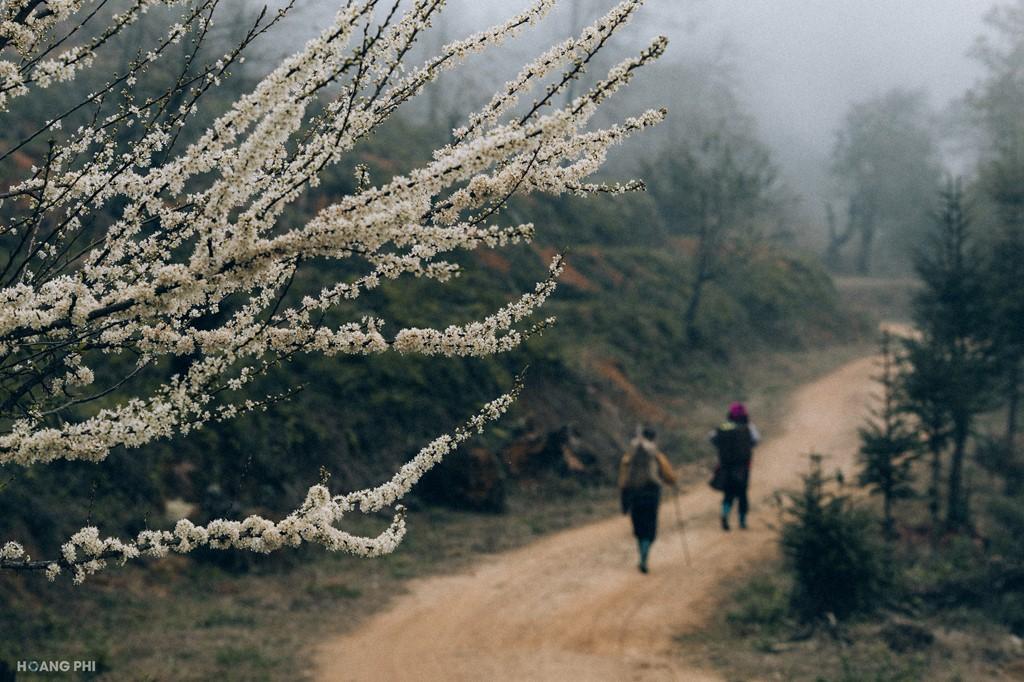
671 489 693 567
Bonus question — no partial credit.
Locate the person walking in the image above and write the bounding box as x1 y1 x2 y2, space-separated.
710 402 760 531
618 426 677 573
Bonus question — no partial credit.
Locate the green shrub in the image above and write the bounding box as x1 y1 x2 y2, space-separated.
781 455 889 622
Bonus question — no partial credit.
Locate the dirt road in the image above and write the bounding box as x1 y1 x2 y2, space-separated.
315 355 878 681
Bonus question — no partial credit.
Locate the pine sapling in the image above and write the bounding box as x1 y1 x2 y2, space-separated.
858 332 919 539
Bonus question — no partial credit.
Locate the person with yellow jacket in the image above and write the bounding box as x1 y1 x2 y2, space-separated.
618 425 678 573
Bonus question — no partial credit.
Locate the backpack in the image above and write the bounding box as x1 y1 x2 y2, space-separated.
713 422 752 468
624 442 660 489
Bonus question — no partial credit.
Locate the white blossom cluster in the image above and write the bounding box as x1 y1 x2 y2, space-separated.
0 0 664 580
0 385 521 582
0 0 195 110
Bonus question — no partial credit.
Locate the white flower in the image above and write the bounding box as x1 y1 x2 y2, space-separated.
0 542 25 561
0 0 663 583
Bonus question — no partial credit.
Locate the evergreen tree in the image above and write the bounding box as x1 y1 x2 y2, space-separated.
858 333 918 539
985 229 1024 493
969 0 1024 487
900 339 952 533
781 454 886 622
902 182 997 531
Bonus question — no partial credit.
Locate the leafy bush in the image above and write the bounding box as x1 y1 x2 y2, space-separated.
781 455 888 622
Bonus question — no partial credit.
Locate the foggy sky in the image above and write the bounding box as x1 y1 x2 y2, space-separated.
298 0 999 219
449 0 995 210
681 0 990 181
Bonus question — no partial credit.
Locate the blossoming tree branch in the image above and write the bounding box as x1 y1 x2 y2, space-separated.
0 0 664 583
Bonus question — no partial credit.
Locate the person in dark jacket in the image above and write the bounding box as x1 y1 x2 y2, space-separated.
618 425 677 573
710 402 760 531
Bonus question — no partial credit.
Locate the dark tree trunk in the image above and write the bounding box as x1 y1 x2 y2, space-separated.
684 275 705 344
883 486 895 539
685 219 714 345
1007 360 1021 495
856 221 875 275
824 202 853 271
928 438 942 539
824 241 843 271
946 421 969 530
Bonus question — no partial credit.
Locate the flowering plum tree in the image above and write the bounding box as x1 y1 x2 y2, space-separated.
0 0 664 582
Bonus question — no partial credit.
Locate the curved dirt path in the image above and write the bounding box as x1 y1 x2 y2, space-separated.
315 355 878 681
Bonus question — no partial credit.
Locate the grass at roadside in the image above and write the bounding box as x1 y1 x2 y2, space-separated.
3 485 626 682
677 553 1024 682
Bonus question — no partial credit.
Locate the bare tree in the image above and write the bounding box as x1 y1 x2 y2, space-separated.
830 89 941 274
646 126 777 344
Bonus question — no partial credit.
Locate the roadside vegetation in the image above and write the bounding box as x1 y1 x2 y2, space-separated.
680 4 1024 678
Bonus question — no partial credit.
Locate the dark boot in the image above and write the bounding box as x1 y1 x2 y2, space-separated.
721 515 730 531
638 539 651 573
